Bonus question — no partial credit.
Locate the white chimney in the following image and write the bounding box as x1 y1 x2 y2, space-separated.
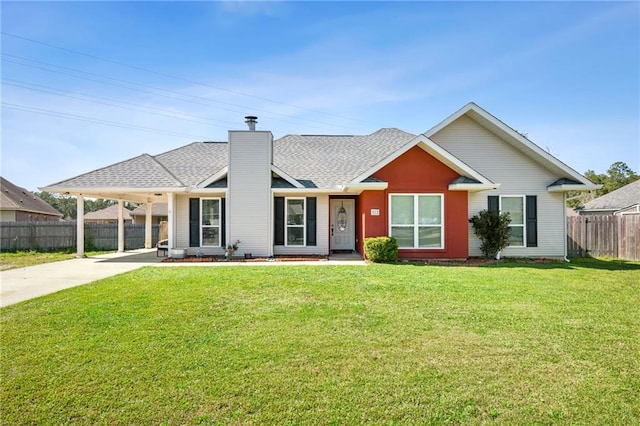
227 117 273 256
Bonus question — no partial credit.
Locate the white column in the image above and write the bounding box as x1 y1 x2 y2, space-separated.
144 201 153 249
76 194 85 258
167 193 175 255
117 200 125 253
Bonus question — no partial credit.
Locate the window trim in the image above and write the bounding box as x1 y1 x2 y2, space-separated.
200 197 221 247
285 197 306 247
388 193 444 249
499 195 526 248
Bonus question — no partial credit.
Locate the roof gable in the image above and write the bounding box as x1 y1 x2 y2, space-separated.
84 204 132 220
425 102 597 189
350 134 495 189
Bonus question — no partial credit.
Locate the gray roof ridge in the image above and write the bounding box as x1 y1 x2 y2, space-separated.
371 127 416 136
43 152 156 188
149 152 186 187
282 128 416 139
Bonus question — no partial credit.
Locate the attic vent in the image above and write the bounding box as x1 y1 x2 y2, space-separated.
245 115 258 131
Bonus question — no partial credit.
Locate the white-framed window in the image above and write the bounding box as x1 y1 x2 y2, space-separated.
500 195 525 247
201 198 221 246
286 197 305 246
389 194 444 249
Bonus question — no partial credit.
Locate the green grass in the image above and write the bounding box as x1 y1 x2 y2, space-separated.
1 258 639 424
0 250 113 271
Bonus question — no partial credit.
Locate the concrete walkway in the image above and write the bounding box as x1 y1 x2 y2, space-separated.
0 250 366 308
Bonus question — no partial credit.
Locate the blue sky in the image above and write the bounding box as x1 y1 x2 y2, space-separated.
1 1 638 192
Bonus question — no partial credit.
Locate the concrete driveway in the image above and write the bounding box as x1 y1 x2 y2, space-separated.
0 249 163 308
0 250 366 308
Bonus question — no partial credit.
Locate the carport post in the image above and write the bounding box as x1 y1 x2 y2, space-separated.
144 201 153 249
167 192 175 255
117 200 125 253
76 194 84 258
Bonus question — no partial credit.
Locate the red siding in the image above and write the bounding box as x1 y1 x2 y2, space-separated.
357 146 469 259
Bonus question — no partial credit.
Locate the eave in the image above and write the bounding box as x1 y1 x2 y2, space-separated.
341 182 388 194
448 183 501 192
547 184 602 193
197 167 228 188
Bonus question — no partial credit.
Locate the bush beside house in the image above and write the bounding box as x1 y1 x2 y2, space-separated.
364 237 399 263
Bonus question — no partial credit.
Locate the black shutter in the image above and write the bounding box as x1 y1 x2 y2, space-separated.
488 196 499 212
189 198 199 247
306 197 317 246
221 198 226 246
274 197 285 245
526 195 538 247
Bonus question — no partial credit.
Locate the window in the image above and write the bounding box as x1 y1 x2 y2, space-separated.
390 194 443 248
201 198 221 246
500 196 525 247
286 198 305 246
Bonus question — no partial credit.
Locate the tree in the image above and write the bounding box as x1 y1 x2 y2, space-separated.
470 210 511 259
34 192 119 219
567 161 639 208
36 191 77 219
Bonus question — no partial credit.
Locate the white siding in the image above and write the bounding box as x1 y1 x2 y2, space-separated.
175 195 189 251
273 194 330 256
431 115 566 258
228 131 273 257
176 193 227 256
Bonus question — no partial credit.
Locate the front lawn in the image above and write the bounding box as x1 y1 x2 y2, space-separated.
1 258 639 424
0 250 113 271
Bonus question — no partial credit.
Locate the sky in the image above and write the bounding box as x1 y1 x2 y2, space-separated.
1 1 638 192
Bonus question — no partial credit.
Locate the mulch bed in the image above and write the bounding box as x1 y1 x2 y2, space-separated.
162 255 556 266
161 255 328 263
402 257 557 266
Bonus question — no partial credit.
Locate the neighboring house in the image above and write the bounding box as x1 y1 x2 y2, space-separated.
41 103 599 259
576 179 640 216
84 204 133 224
130 203 168 225
1 176 63 222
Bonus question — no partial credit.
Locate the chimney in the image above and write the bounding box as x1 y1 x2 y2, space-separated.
245 115 258 131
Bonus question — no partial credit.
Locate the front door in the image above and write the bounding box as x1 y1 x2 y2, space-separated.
330 199 355 252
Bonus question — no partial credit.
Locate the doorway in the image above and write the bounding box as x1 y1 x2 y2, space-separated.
330 199 355 252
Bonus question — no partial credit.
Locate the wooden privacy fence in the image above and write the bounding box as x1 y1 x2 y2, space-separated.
0 222 160 251
567 215 640 261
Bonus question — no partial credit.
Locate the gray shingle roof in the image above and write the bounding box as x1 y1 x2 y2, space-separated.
1 177 62 217
44 143 228 189
581 179 640 211
155 142 228 187
130 203 168 216
46 154 184 188
274 128 416 188
43 129 416 191
84 204 132 220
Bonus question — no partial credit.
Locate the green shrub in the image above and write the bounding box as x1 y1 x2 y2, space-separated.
470 209 511 259
364 236 399 263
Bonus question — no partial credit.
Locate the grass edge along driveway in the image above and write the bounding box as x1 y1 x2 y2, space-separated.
2 258 639 425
